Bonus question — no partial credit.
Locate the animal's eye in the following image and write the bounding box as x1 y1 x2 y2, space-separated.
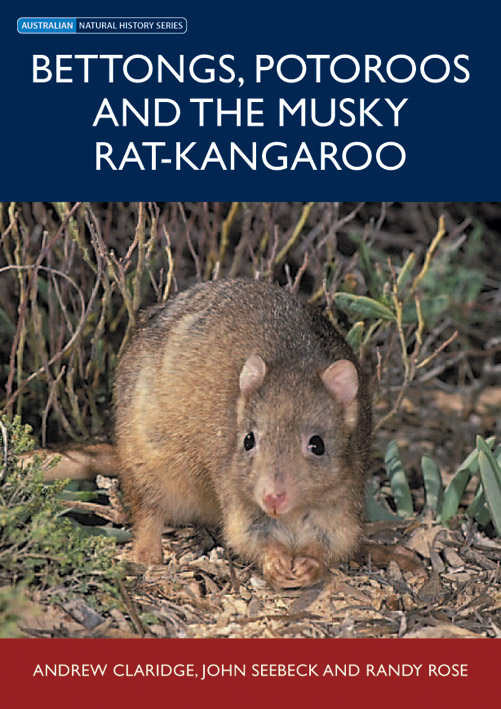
244 432 256 451
308 435 325 456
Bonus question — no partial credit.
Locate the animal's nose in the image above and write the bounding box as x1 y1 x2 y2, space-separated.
263 491 288 516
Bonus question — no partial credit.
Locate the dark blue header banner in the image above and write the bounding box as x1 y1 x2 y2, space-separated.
1 1 500 200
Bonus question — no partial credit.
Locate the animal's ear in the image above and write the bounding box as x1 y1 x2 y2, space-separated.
320 359 359 405
321 359 359 430
239 354 267 396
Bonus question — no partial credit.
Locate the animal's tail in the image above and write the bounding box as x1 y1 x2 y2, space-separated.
19 443 119 481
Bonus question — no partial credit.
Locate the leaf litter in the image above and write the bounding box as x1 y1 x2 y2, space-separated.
11 517 500 639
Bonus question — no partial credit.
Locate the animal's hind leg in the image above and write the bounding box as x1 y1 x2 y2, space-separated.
119 461 167 565
131 506 165 565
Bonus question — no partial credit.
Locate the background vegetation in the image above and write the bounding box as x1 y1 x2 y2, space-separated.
1 202 500 637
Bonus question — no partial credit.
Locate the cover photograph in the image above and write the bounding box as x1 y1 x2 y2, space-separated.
0 2 500 706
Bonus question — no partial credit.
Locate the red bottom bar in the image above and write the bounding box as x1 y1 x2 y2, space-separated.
2 638 497 708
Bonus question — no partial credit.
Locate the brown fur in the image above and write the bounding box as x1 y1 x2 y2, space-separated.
115 279 372 588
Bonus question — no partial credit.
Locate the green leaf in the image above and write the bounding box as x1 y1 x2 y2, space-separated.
459 436 496 473
477 437 501 484
421 456 444 514
346 321 364 350
441 437 497 526
72 523 131 543
385 441 414 517
365 479 401 522
440 468 472 525
333 293 395 321
466 482 491 528
477 437 501 536
473 500 491 528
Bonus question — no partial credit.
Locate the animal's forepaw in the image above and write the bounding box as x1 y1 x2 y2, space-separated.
290 555 324 587
262 547 324 589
